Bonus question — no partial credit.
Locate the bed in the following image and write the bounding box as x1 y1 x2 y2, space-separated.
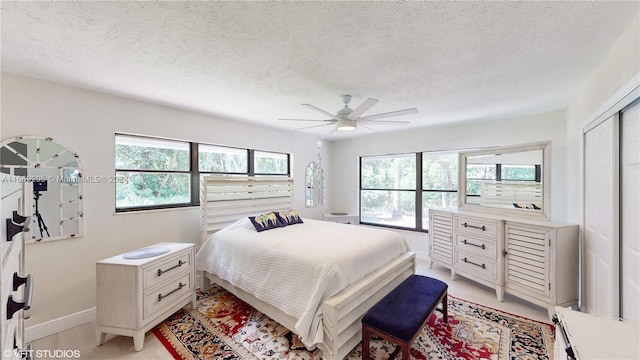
197 175 415 360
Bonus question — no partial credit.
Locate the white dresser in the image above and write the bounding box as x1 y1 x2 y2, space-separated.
429 209 578 309
96 242 196 351
323 213 359 224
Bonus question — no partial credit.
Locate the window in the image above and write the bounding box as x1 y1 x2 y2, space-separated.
116 134 290 211
466 163 496 196
254 151 289 175
360 154 416 229
360 151 459 232
115 135 191 210
199 144 247 173
502 165 537 181
422 152 458 229
466 162 539 197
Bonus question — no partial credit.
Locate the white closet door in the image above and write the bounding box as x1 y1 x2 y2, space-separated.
584 115 619 317
621 101 640 322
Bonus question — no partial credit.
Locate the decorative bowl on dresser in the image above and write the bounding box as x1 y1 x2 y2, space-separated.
96 242 196 351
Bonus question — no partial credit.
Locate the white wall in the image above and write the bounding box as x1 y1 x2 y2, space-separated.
328 110 568 258
0 72 329 326
566 13 640 224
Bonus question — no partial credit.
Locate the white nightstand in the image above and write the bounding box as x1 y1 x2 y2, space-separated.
323 213 360 224
96 242 196 351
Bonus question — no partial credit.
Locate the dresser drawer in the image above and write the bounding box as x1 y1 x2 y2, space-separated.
455 234 496 260
143 251 191 290
455 216 499 238
143 272 192 319
455 251 496 280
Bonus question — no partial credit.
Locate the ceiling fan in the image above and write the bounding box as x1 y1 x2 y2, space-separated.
279 95 418 132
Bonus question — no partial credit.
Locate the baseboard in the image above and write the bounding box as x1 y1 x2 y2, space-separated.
25 307 96 343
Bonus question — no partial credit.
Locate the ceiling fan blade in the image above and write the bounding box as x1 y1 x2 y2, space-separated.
279 118 333 122
359 123 375 132
302 104 341 121
359 120 410 126
297 123 334 130
359 108 418 121
348 98 379 119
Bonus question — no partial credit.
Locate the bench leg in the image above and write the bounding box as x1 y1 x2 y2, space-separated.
362 326 370 360
443 291 448 323
401 342 410 359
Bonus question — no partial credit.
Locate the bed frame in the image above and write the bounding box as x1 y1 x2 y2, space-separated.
199 175 415 359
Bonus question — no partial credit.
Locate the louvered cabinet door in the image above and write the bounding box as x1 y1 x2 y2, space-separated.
429 210 453 266
504 223 551 302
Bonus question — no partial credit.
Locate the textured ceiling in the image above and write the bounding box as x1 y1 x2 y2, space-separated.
2 1 638 139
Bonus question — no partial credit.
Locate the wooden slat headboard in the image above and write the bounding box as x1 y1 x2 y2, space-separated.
200 175 294 241
480 181 542 208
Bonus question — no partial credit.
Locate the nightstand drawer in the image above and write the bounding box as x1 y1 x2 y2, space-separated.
143 272 192 319
143 251 191 290
455 251 496 280
455 234 497 260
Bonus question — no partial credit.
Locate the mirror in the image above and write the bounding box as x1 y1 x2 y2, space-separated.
305 161 323 207
0 136 83 242
458 142 549 218
305 140 324 208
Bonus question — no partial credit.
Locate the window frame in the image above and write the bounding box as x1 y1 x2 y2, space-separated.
115 134 194 212
359 151 459 232
115 133 290 212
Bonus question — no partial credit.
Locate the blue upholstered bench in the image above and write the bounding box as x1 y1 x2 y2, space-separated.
362 275 448 360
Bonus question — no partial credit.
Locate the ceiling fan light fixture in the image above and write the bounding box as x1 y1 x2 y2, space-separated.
336 119 357 131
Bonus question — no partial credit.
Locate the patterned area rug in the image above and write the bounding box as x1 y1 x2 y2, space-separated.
153 284 554 359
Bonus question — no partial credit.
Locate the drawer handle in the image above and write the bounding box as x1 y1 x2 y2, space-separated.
463 222 486 231
7 274 33 319
157 260 185 276
462 239 486 249
158 282 186 302
463 257 486 269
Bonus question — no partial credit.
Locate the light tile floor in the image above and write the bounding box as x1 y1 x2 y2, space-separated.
29 259 552 359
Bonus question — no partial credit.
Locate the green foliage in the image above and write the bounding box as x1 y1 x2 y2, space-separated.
361 153 458 220
255 156 288 174
116 173 190 207
116 144 190 207
361 156 416 189
116 144 189 171
502 165 536 180
199 150 247 172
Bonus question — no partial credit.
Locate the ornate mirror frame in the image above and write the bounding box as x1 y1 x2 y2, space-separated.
1 136 83 242
305 161 324 208
458 141 550 219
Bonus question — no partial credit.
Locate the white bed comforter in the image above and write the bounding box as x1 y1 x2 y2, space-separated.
195 218 408 348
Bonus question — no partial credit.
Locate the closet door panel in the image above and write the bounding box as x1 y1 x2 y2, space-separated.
583 115 618 318
621 101 640 322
